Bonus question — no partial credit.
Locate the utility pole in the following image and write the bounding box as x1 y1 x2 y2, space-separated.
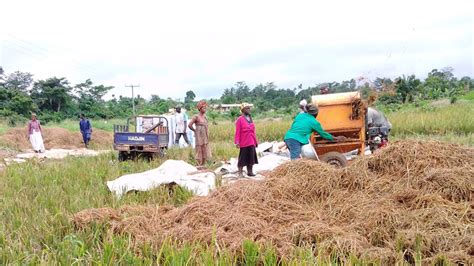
125 84 140 116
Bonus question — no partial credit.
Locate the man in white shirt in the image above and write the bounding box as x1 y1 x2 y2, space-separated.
174 106 190 145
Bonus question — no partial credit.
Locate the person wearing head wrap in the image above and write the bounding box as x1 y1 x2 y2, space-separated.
27 113 45 153
234 103 258 177
299 99 308 113
284 104 345 160
188 100 211 166
196 100 208 112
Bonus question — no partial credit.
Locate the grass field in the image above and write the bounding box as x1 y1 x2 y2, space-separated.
56 100 474 146
1 149 436 265
0 99 473 264
2 151 353 264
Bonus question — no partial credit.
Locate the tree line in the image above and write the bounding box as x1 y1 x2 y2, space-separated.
0 66 472 125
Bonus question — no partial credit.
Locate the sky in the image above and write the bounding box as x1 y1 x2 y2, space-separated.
1 0 473 100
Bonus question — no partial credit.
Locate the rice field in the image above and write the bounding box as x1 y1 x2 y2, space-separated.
208 101 474 145
0 100 473 264
0 151 335 265
6 100 470 146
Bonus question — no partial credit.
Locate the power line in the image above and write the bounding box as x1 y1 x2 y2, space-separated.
5 34 102 77
125 84 140 116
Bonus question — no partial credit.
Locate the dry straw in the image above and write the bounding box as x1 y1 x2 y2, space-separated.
73 140 474 264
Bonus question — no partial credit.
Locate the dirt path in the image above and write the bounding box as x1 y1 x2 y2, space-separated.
0 127 113 170
0 127 113 150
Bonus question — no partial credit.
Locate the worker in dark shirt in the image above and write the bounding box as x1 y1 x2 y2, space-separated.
79 113 92 148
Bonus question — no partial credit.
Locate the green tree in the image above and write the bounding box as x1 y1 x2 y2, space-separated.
234 81 250 101
421 67 457 99
75 79 113 118
184 90 196 110
3 71 34 92
0 70 36 116
185 90 196 103
395 75 421 103
31 77 73 113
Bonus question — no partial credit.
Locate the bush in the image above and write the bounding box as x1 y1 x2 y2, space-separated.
377 93 402 105
9 113 28 127
39 112 65 124
0 110 29 126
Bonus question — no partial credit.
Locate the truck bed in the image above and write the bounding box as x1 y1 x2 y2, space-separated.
113 132 168 152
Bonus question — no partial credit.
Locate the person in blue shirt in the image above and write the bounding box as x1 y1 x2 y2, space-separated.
79 113 92 148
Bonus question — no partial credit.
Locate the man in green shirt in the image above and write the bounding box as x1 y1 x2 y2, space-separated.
284 104 345 160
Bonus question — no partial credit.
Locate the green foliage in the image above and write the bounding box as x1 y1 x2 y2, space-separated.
75 79 113 118
229 108 240 121
386 101 474 138
184 90 196 103
31 77 74 113
395 74 421 103
0 66 472 125
460 90 474 100
242 240 260 266
207 110 218 125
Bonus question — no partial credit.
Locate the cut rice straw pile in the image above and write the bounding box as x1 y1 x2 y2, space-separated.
73 140 474 264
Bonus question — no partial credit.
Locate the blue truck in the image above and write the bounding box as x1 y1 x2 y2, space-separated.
113 116 169 161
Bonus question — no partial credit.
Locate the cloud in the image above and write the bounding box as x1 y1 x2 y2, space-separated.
1 0 472 100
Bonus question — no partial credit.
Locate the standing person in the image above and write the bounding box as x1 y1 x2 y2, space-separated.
174 106 190 146
234 103 258 177
284 104 345 160
188 100 211 166
27 113 45 153
79 113 92 148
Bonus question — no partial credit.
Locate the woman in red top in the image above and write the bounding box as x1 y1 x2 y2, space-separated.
234 103 258 177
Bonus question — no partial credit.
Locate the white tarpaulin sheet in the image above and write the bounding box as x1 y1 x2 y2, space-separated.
216 153 290 182
15 148 107 160
106 160 215 197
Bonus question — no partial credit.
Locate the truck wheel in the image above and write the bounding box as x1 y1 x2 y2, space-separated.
130 152 138 161
319 152 348 168
118 151 128 161
158 148 166 158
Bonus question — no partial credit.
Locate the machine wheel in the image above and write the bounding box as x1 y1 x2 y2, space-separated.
319 152 348 168
118 151 128 161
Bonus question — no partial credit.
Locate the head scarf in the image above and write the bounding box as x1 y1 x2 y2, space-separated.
240 102 251 111
196 100 208 111
306 104 319 116
299 99 307 107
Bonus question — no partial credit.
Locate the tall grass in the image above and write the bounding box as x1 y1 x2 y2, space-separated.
45 118 126 132
2 103 469 263
208 101 473 145
2 101 470 146
210 118 291 143
386 102 473 136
